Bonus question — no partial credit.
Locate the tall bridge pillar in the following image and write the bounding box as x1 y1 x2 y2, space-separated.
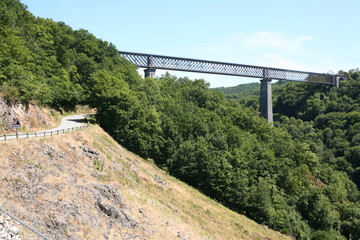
260 78 273 123
144 68 156 78
144 55 156 78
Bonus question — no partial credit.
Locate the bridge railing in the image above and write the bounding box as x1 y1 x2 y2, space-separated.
0 124 89 141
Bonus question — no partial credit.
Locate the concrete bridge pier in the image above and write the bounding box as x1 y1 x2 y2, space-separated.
144 55 156 78
144 68 156 78
260 78 273 124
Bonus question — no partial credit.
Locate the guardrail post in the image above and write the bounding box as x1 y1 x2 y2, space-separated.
35 132 37 138
27 133 29 138
4 135 6 141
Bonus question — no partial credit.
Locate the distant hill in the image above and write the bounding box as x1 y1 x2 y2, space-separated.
213 82 260 100
212 81 290 109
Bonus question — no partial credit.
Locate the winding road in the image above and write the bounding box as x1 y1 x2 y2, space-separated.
47 114 93 131
0 114 94 141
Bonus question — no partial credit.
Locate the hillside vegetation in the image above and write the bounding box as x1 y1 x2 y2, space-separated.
1 0 360 239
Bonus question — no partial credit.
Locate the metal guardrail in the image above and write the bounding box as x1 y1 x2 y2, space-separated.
0 124 89 141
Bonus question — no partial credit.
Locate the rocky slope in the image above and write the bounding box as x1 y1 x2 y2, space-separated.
0 96 53 134
0 124 291 240
0 213 21 240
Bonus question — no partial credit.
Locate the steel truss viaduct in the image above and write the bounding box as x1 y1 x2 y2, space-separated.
119 51 346 123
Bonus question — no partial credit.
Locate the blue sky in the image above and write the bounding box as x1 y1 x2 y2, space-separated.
21 0 359 87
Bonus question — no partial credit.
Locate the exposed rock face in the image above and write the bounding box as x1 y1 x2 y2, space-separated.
0 96 51 133
0 213 21 240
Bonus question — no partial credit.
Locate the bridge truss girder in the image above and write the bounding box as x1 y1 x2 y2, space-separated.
119 51 340 85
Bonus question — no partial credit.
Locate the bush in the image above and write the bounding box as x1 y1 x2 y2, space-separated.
0 82 19 103
311 230 346 240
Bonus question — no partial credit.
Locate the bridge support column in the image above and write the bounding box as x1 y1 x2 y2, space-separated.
334 76 341 88
144 68 156 78
260 78 273 124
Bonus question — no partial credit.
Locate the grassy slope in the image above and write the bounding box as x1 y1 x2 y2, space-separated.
0 124 290 240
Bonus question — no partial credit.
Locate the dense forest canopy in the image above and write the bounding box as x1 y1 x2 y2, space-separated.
1 1 360 239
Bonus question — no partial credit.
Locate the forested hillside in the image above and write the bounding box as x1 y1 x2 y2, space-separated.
273 74 360 188
1 1 360 239
0 0 135 108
